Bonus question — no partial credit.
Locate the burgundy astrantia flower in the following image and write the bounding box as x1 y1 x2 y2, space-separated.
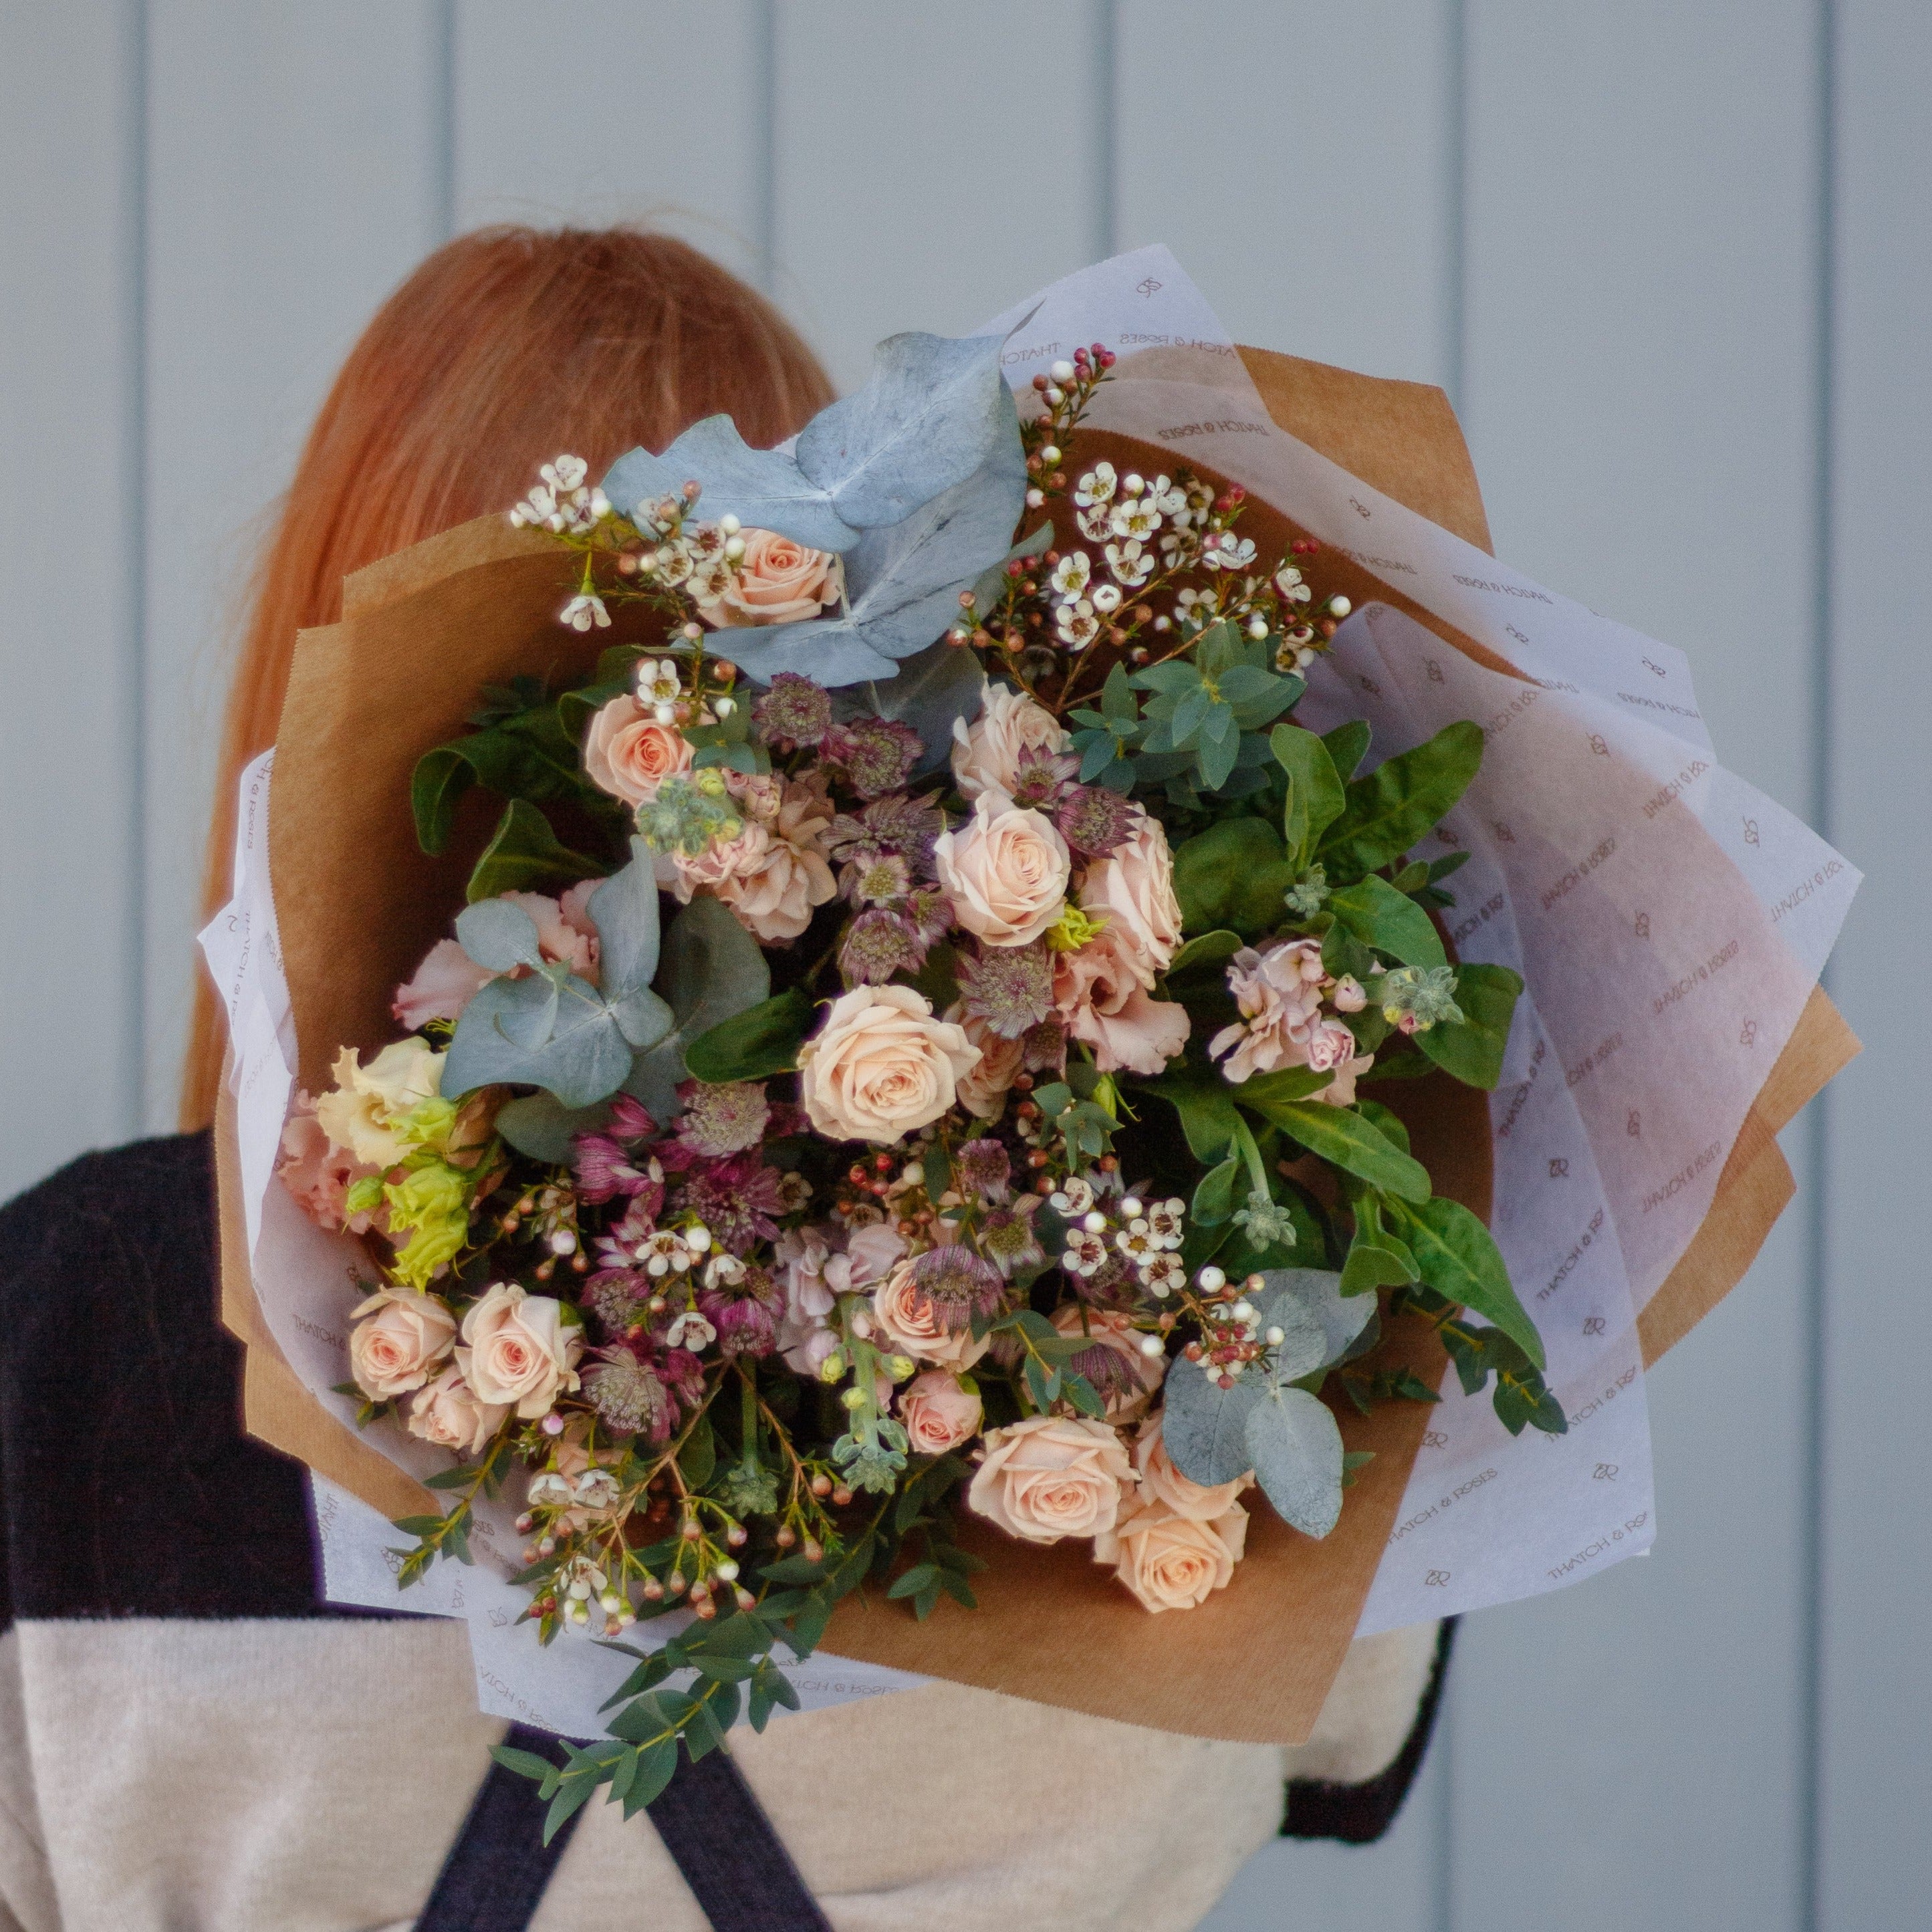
904 887 953 946
978 1198 1044 1278
676 1154 786 1255
826 794 945 875
826 715 922 798
840 907 927 986
1066 1332 1141 1406
583 1342 677 1440
571 1093 660 1203
672 1078 769 1158
592 1190 664 1272
751 672 834 747
842 848 913 907
1056 783 1138 858
699 1262 779 1359
1005 743 1080 811
1021 1017 1068 1074
955 1138 1012 1204
957 940 1054 1038
911 1244 1006 1332
582 1267 652 1334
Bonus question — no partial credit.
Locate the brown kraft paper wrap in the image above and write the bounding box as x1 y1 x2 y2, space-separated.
214 346 1855 1745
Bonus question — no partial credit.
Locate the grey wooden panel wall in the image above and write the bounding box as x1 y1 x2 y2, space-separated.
0 3 1922 1927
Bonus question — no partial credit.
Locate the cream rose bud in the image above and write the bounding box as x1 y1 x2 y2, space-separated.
455 1282 583 1419
693 528 842 628
1094 1497 1249 1612
898 1371 983 1455
796 985 980 1144
1079 809 1182 980
967 1415 1136 1544
348 1288 457 1399
582 693 695 807
405 1366 509 1457
933 790 1071 948
1132 1415 1251 1521
951 684 1070 801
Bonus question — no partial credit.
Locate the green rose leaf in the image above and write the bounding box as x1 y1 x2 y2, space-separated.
1389 1194 1544 1368
684 986 816 1084
1239 1097 1431 1203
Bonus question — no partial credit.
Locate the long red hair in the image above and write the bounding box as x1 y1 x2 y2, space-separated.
183 227 833 1130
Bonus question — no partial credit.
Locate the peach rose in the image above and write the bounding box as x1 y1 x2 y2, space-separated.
1053 929 1191 1076
1051 1305 1166 1423
583 693 695 807
797 985 980 1143
933 790 1071 948
692 528 842 628
872 1257 992 1372
951 1007 1025 1120
1079 810 1181 979
898 1370 983 1455
1132 1415 1251 1522
404 1366 509 1457
672 779 836 941
1094 1497 1249 1612
967 1415 1136 1544
951 684 1068 801
455 1282 583 1419
348 1288 457 1400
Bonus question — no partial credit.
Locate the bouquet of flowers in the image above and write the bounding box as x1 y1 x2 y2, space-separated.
277 324 1559 1820
213 250 1855 1830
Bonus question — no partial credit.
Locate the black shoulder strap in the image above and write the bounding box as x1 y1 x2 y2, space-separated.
418 1723 832 1932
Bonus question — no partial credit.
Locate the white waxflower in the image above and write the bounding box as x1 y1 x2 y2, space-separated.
560 593 611 631
652 539 696 588
1109 497 1161 542
1056 598 1100 647
1050 1175 1098 1217
1104 538 1154 588
1145 1199 1186 1248
1074 461 1118 509
1140 1253 1186 1297
572 1467 622 1510
665 1310 717 1352
526 1471 576 1508
1159 527 1197 569
1050 551 1093 599
1076 506 1115 544
1274 562 1312 603
635 658 683 705
1062 1229 1108 1277
1203 533 1257 573
1148 473 1187 516
1090 582 1123 614
1114 1220 1158 1263
542 455 589 493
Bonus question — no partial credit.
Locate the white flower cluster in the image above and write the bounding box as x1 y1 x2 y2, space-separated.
1052 1173 1189 1298
1044 464 1223 648
509 453 610 535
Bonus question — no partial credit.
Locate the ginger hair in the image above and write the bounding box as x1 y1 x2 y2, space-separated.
182 226 832 1130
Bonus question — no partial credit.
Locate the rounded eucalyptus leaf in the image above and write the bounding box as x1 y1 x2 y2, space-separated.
453 896 545 974
1160 1352 1261 1489
1245 1385 1345 1538
1251 1268 1377 1371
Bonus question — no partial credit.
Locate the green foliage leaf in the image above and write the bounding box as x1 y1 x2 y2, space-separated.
1318 721 1483 879
1327 875 1447 970
677 1412 717 1489
1171 817 1300 939
683 987 814 1083
1270 724 1346 867
1236 1097 1431 1203
1136 1060 1245 1164
411 697 592 858
1390 1195 1544 1367
1415 963 1524 1090
1191 1155 1241 1227
1322 719 1371 781
466 799 604 903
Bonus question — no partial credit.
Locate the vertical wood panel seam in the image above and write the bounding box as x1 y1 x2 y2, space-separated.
1800 5 1838 1929
753 0 777 293
1092 0 1117 260
124 0 150 1136
430 0 456 245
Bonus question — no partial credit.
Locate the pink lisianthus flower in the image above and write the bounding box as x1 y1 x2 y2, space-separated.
1052 928 1191 1075
392 882 600 1030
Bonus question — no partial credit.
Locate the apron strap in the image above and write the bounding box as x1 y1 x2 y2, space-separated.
417 1723 832 1932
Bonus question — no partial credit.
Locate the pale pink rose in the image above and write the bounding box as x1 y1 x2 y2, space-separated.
673 779 835 942
1078 810 1181 979
583 694 695 807
898 1370 983 1455
1054 929 1191 1075
797 985 980 1143
933 790 1071 948
348 1288 457 1400
277 1094 382 1232
951 1007 1025 1120
967 1415 1136 1544
950 684 1068 802
872 1258 991 1372
405 1366 509 1457
1132 1415 1251 1522
691 528 842 628
455 1282 583 1419
392 884 601 1029
1051 1305 1166 1423
1094 1497 1249 1612
1208 938 1330 1084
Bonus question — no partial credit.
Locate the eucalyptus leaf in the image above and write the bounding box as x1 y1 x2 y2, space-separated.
684 987 815 1084
495 1091 613 1163
627 895 775 1118
796 330 1011 529
1245 1386 1345 1538
858 637 986 779
1247 1267 1377 1370
603 419 860 554
969 521 1052 612
1161 1354 1261 1488
453 897 547 974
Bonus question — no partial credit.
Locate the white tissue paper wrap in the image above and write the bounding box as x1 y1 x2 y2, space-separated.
203 248 1857 1737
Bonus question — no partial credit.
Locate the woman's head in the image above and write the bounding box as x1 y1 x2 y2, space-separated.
183 225 834 1129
